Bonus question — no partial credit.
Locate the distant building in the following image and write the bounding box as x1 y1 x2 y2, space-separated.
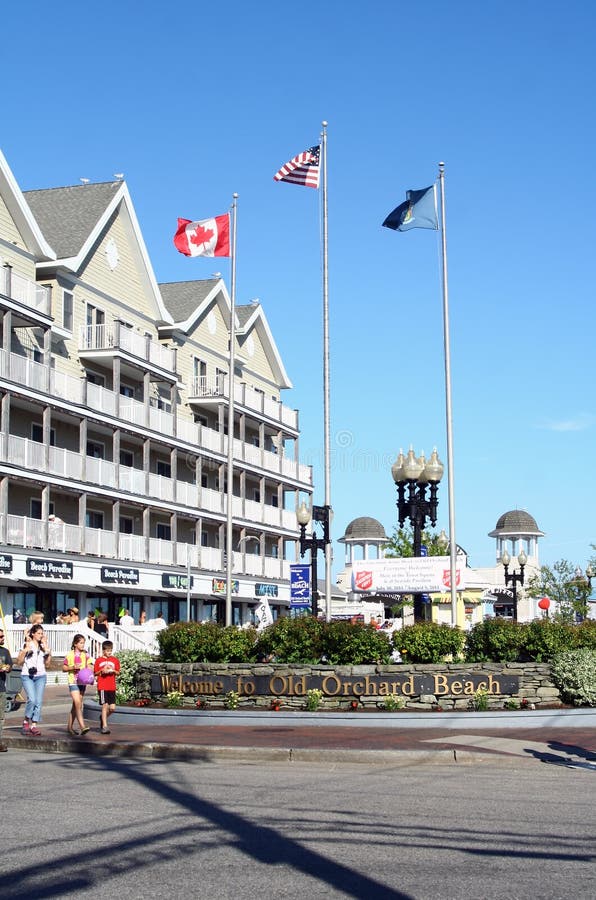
335 508 546 626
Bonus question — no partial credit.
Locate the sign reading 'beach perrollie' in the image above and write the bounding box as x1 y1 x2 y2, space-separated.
152 671 519 699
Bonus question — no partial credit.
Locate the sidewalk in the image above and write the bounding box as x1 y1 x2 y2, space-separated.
3 685 595 766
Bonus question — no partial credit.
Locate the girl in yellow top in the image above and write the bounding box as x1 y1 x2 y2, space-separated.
63 634 94 735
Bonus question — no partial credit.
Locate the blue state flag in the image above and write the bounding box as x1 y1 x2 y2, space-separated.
382 185 438 232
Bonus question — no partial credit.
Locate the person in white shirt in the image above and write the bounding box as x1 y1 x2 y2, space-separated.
119 610 135 627
149 611 167 631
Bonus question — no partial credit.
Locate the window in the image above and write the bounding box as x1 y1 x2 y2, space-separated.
253 489 261 503
156 522 171 540
194 413 208 427
156 460 171 478
86 304 105 328
86 371 105 387
119 516 134 534
62 290 73 331
30 499 54 519
120 384 135 398
31 424 56 445
120 449 134 468
86 510 104 529
201 473 209 488
201 532 210 547
270 494 279 508
86 441 104 459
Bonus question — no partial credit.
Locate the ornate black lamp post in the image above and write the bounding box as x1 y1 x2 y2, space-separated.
391 446 444 622
296 501 331 618
500 549 527 621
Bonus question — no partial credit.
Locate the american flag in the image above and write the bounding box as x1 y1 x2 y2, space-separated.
273 145 320 189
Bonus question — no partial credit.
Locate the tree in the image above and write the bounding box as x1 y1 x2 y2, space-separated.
527 559 591 624
384 525 446 559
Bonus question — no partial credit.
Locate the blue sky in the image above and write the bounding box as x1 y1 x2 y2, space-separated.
3 1 595 573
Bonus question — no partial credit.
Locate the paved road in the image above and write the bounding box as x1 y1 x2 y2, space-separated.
0 750 594 899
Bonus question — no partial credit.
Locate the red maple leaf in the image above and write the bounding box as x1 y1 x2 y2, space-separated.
190 223 214 249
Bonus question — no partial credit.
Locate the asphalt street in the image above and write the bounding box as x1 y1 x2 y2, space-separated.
0 750 594 900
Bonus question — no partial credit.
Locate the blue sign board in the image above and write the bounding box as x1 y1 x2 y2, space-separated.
290 564 311 608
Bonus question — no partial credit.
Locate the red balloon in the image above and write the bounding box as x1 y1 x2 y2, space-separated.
538 597 551 610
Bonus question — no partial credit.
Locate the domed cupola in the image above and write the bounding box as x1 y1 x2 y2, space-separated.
488 509 544 564
338 516 389 564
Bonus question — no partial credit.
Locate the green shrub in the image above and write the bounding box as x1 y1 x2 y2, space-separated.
115 649 153 703
521 619 576 661
157 622 258 663
255 616 324 663
321 620 391 665
572 620 596 650
396 623 465 664
551 649 596 706
465 618 524 662
254 618 391 665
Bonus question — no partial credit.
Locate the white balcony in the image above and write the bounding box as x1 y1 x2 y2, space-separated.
189 374 299 432
2 514 292 580
80 324 176 376
0 265 51 316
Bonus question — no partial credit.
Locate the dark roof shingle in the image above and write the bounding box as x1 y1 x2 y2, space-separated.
24 182 121 259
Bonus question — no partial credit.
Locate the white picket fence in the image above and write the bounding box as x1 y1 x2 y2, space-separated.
3 623 160 658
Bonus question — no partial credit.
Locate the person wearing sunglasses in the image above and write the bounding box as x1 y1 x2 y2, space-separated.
16 624 51 736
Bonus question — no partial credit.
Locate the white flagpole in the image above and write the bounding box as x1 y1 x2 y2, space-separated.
321 121 332 622
225 193 238 627
438 163 458 626
186 543 192 622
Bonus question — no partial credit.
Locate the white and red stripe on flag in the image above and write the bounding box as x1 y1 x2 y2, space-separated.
273 145 320 188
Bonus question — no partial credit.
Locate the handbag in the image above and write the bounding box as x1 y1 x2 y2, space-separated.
76 667 95 686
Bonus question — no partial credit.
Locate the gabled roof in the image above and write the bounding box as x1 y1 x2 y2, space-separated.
158 279 292 389
236 301 292 389
0 149 55 260
159 279 221 324
24 182 120 259
25 179 172 325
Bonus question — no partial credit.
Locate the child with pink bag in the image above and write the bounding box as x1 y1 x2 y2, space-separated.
63 634 94 735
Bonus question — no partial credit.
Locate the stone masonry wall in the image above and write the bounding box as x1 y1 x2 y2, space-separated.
136 662 561 710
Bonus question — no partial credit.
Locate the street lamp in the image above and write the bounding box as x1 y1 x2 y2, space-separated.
572 565 593 622
391 446 444 622
500 549 527 621
296 500 331 618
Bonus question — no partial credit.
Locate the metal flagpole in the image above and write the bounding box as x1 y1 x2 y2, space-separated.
225 193 238 627
438 163 458 626
186 544 192 622
321 121 332 621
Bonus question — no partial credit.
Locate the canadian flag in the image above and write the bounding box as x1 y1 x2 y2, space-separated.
173 214 230 257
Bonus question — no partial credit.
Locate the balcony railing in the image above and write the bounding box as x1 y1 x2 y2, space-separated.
2 433 309 527
80 324 176 374
0 265 51 316
0 349 312 486
190 373 299 432
1 513 291 578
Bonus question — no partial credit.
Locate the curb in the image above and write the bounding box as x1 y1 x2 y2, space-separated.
1 735 522 765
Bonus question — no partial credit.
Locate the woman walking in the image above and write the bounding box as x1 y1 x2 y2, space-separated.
63 634 93 735
17 624 51 736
